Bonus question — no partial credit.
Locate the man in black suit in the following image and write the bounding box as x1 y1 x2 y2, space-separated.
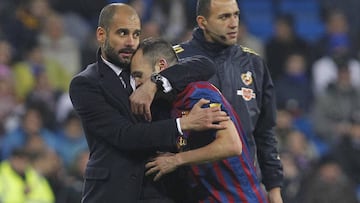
69 3 228 203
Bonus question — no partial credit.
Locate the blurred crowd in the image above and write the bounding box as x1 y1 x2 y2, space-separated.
0 0 360 202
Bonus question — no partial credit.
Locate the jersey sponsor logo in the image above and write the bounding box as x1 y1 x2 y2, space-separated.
241 71 253 86
237 87 256 101
172 45 184 54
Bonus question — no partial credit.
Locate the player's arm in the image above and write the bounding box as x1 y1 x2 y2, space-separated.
175 119 242 165
130 56 215 121
145 119 242 181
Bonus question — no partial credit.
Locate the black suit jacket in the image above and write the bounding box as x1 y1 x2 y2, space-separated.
69 50 215 203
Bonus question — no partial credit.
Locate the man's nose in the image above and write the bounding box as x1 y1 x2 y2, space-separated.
125 35 136 47
229 16 239 29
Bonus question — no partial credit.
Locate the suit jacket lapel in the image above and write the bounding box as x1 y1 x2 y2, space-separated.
96 50 137 123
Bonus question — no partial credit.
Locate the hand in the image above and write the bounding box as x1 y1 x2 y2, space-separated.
180 98 229 131
129 79 157 121
145 152 180 181
268 187 283 203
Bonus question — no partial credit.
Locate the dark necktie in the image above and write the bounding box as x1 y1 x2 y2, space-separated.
119 70 132 94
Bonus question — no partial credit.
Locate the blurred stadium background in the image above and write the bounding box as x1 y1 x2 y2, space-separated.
0 0 360 202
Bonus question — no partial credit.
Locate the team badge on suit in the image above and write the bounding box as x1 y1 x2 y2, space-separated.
241 71 253 86
237 87 256 101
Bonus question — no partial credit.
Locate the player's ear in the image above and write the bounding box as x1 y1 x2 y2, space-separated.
158 58 168 71
197 16 207 30
96 27 106 44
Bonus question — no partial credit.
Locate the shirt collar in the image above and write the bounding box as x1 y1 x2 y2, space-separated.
192 27 237 55
101 56 123 76
101 56 136 90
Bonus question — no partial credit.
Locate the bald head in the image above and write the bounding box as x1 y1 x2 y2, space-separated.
98 3 139 32
96 3 141 70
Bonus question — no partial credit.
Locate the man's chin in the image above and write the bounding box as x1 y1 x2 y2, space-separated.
119 62 130 70
226 39 237 46
119 57 131 66
110 57 130 69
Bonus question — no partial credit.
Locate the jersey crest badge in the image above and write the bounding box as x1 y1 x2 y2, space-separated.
241 71 253 86
237 87 256 101
177 136 187 150
181 111 189 117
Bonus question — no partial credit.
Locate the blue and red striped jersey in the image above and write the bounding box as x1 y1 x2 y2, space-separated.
172 81 268 203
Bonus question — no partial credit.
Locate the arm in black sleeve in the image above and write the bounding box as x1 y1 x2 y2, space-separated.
70 76 178 152
160 55 215 92
254 59 284 190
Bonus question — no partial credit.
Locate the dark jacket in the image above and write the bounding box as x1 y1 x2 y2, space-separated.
175 28 284 190
69 49 215 202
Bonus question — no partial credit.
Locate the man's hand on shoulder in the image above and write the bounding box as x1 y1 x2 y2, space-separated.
180 98 229 131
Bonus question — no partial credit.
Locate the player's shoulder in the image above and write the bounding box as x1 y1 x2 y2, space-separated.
192 81 219 90
172 41 196 56
188 82 222 98
239 45 260 57
238 45 266 67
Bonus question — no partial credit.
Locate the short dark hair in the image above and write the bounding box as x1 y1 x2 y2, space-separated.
137 38 179 68
98 4 118 31
197 0 212 18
